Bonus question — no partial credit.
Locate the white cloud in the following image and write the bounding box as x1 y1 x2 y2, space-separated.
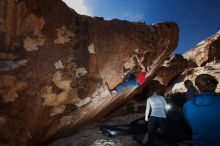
121 13 144 22
62 0 92 16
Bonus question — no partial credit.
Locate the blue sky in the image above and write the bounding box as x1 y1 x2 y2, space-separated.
63 0 220 54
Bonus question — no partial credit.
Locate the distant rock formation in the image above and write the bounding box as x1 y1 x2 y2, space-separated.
0 0 179 145
184 30 220 67
166 30 220 94
167 62 220 94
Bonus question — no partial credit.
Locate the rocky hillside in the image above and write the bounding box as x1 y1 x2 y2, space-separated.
0 0 179 145
158 30 220 94
184 30 220 67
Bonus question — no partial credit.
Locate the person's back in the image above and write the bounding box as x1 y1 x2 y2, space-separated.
145 86 167 146
148 95 166 118
183 74 220 146
184 93 220 145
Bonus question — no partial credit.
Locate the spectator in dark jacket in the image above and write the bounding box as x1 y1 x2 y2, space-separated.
183 74 220 146
184 80 199 100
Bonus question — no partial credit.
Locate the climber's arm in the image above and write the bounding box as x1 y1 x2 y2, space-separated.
135 55 146 72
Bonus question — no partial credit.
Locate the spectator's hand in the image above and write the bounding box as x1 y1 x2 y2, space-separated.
145 117 148 122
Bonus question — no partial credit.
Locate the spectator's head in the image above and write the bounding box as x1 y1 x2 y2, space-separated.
195 74 218 93
184 80 194 89
152 81 165 96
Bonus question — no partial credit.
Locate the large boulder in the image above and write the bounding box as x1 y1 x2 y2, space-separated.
0 0 179 145
156 54 188 86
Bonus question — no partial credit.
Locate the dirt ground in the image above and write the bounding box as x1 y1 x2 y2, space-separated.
48 114 144 146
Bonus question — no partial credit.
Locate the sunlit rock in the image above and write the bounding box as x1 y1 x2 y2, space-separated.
156 54 188 86
0 0 178 145
23 36 44 51
54 25 74 44
167 30 220 94
75 67 88 77
167 62 220 94
54 60 64 69
184 31 220 66
0 75 27 103
88 43 96 54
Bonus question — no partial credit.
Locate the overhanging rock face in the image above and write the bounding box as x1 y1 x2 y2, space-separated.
0 0 179 145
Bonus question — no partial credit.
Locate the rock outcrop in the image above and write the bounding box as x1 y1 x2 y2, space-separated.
167 62 220 94
0 0 179 145
166 30 220 94
184 30 220 66
156 54 188 86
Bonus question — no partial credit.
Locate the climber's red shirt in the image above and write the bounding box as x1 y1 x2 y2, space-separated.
135 71 146 84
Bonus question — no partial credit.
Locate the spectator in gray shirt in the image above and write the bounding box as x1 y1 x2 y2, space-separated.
145 85 167 146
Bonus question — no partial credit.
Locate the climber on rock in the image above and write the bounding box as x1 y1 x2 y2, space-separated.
111 55 150 94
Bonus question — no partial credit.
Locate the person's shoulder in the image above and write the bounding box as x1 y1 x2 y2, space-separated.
148 95 157 101
213 94 220 98
158 95 165 99
204 93 220 101
213 95 220 102
183 99 193 109
150 95 160 98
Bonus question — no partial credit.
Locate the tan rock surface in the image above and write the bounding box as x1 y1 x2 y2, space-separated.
184 30 220 66
167 62 220 94
156 54 188 86
166 30 220 95
0 0 179 145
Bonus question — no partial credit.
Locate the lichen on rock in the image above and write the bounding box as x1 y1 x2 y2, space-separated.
75 67 88 77
88 43 96 54
54 60 64 69
50 105 66 116
22 14 45 51
0 75 27 103
54 25 74 44
41 71 81 108
23 36 44 51
76 97 92 108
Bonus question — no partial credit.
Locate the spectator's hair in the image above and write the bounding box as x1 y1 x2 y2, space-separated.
195 74 218 92
154 86 165 96
184 80 194 88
